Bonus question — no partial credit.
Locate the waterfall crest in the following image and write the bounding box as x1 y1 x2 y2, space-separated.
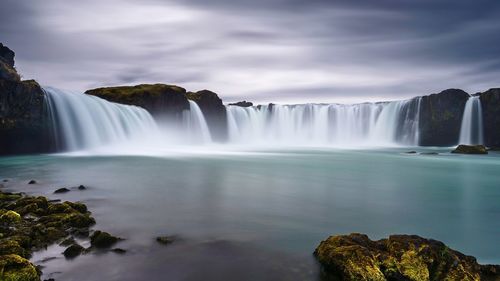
44 87 159 151
226 98 422 147
459 96 484 145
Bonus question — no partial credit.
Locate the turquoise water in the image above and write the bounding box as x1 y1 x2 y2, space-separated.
0 148 499 280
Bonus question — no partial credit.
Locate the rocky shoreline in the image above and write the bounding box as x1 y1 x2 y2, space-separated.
0 183 121 281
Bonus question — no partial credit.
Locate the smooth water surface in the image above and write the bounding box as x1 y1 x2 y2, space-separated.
0 148 499 280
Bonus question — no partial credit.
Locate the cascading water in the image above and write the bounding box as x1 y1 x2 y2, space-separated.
44 87 159 151
226 98 422 147
183 101 212 144
44 86 424 151
459 96 484 145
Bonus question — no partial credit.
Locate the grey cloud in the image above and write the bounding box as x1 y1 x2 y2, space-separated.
1 0 500 103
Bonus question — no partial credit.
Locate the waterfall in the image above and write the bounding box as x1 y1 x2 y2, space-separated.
183 101 212 144
44 87 159 151
459 96 484 145
226 98 422 147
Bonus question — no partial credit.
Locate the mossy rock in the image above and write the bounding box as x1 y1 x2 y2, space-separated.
0 254 39 281
314 233 497 281
0 239 26 257
451 145 488 154
90 231 121 248
0 211 21 224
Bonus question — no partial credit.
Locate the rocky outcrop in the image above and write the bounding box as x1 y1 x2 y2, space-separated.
85 84 190 120
452 144 488 154
419 89 470 146
315 233 500 281
186 90 227 141
229 101 253 107
479 88 500 147
0 44 53 155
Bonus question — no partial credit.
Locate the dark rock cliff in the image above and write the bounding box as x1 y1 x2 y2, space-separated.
186 90 227 141
479 88 500 147
0 44 52 155
418 89 470 146
85 84 190 120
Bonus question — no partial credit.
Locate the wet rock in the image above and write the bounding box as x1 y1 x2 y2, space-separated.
111 248 127 254
28 180 37 184
452 144 488 154
314 233 500 281
156 236 175 245
53 188 70 194
63 243 84 258
404 151 417 154
0 254 39 281
77 185 86 190
90 231 121 248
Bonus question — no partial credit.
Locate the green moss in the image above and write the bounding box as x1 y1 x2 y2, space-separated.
0 254 39 281
0 211 21 224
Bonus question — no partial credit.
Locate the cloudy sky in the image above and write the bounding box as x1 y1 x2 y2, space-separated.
1 0 500 103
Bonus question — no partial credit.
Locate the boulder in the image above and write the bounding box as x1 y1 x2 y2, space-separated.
0 254 39 281
186 90 227 141
479 88 500 147
314 233 500 281
229 101 253 107
418 89 470 146
451 144 488 154
90 231 121 248
85 84 190 120
63 243 84 258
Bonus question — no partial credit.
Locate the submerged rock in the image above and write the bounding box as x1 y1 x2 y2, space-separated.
77 185 86 190
90 231 121 248
314 233 500 281
420 152 439 155
28 180 37 184
111 248 127 254
156 236 175 245
451 145 488 154
53 187 70 194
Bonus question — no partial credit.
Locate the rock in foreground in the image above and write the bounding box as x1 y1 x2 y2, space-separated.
451 144 488 154
314 233 499 281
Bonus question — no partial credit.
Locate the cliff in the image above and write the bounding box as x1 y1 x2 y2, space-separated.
479 88 500 147
418 89 470 146
186 90 227 141
0 44 52 155
85 84 190 120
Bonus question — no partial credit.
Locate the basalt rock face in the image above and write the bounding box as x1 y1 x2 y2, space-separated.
0 44 52 155
314 233 500 281
85 84 190 120
186 90 227 141
479 88 500 147
419 89 470 146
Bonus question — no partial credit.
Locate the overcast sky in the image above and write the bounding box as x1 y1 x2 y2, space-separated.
1 0 500 103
